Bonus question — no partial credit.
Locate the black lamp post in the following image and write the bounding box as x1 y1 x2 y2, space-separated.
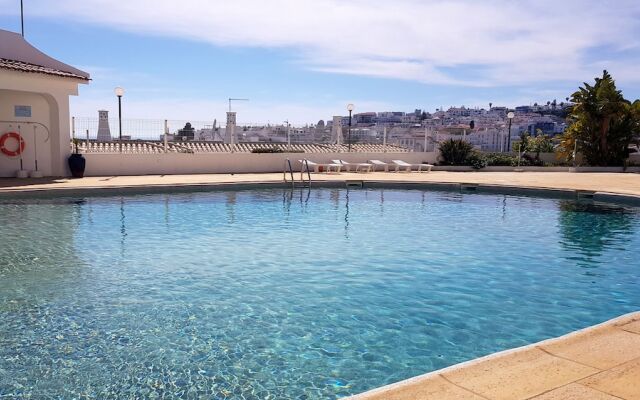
115 87 124 152
347 103 354 152
506 111 514 152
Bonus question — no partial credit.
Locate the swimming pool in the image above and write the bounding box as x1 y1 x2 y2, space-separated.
1 187 639 398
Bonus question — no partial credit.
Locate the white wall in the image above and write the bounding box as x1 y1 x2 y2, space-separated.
0 69 83 177
0 90 52 176
84 152 438 176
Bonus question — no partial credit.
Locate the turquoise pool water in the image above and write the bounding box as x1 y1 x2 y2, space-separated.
1 188 639 398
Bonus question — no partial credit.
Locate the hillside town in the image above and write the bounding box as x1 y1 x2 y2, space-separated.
161 101 570 152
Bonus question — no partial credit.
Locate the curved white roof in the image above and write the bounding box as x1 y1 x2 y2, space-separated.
0 29 89 80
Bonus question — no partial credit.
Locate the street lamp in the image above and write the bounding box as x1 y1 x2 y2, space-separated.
114 87 125 152
506 111 514 152
284 120 291 150
347 103 354 152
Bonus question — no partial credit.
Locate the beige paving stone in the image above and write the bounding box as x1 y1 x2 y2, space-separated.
351 374 487 400
2 172 640 198
580 357 640 400
540 326 640 369
441 347 598 400
619 319 640 335
528 383 621 399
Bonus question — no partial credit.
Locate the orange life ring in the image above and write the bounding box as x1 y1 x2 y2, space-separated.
0 132 26 157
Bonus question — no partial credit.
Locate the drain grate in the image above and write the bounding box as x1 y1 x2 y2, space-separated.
345 181 364 189
460 184 479 191
577 191 595 199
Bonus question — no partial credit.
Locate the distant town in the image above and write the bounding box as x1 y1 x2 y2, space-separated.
88 100 571 152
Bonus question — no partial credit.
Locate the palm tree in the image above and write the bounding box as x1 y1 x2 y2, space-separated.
566 70 637 165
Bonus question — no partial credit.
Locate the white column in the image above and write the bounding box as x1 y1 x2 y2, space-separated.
423 127 428 152
331 116 342 152
163 119 168 153
226 111 237 152
49 93 70 177
383 126 387 153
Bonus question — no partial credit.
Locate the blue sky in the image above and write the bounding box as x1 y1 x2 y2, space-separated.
1 0 639 124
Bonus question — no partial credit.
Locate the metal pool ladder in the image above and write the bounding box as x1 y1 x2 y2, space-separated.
283 159 311 188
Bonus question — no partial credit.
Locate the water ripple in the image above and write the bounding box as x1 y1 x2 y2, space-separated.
0 189 639 398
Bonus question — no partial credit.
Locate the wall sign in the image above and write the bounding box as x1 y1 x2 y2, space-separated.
14 105 32 118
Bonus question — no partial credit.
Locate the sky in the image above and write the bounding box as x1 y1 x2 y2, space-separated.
1 0 639 124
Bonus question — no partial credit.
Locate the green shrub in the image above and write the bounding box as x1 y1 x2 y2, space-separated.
529 134 554 154
520 154 540 166
439 139 474 165
485 153 518 166
437 139 489 169
514 132 554 162
467 151 487 169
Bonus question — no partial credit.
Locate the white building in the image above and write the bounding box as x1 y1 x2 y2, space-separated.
0 29 89 177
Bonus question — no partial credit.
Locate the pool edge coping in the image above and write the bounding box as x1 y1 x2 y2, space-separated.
347 310 640 399
1 179 640 207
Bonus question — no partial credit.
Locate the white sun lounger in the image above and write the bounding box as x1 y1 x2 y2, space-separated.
332 160 372 173
368 159 391 172
392 160 434 172
300 160 342 173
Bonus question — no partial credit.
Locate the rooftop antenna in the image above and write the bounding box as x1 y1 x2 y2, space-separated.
228 98 249 112
20 0 24 37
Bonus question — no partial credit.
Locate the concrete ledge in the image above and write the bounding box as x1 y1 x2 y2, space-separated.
593 192 640 207
0 181 291 199
474 184 578 199
364 181 462 192
570 166 640 173
2 173 640 209
0 180 616 203
434 166 640 173
349 312 640 400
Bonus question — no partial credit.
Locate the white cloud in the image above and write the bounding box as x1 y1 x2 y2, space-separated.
3 0 639 86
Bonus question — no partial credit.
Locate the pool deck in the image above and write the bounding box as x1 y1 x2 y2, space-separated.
350 311 640 400
0 171 640 200
1 171 640 399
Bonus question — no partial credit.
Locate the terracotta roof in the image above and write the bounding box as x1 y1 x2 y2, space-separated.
0 58 89 80
0 29 90 81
